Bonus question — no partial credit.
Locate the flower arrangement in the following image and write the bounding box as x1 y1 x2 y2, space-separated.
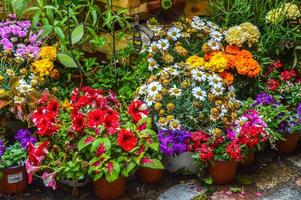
266 3 301 24
26 87 163 189
138 62 241 132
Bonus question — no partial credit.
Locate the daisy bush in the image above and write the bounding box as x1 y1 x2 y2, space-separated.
26 87 163 189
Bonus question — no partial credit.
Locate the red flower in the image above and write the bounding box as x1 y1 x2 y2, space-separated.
267 79 280 91
189 131 208 152
102 113 120 134
27 141 49 166
47 99 60 114
239 126 266 147
199 144 213 161
128 100 149 122
281 69 296 81
87 109 104 128
117 129 137 152
36 116 58 136
72 114 85 131
226 141 242 161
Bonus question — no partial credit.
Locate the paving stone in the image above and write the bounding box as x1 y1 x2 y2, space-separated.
252 163 300 190
158 183 204 200
287 153 301 168
262 187 301 200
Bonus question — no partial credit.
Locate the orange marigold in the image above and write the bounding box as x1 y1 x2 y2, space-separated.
220 71 234 85
225 45 241 54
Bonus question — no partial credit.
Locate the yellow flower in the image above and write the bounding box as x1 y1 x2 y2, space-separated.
166 115 174 122
31 59 54 77
154 102 162 110
166 103 175 111
174 45 188 56
0 76 4 82
240 22 261 47
158 117 167 126
6 69 15 77
39 46 57 61
61 99 73 111
284 3 301 19
186 55 205 68
204 52 228 73
225 26 246 47
159 109 165 116
162 53 174 64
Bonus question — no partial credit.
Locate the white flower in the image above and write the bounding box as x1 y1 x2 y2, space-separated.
169 119 181 130
191 69 207 82
14 96 25 104
219 105 228 117
138 84 147 95
207 39 221 51
192 87 207 101
145 96 154 106
16 79 32 93
211 88 224 96
169 86 182 97
148 42 159 53
208 74 222 83
191 17 206 30
163 67 179 76
147 81 162 96
210 30 223 41
148 57 159 71
167 27 182 41
210 81 223 89
157 39 170 51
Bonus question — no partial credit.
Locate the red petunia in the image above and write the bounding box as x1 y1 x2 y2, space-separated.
72 114 85 131
117 129 137 152
267 79 280 91
128 100 149 122
47 99 60 114
102 112 120 134
87 109 104 128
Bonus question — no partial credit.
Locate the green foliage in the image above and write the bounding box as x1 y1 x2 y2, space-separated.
0 142 27 169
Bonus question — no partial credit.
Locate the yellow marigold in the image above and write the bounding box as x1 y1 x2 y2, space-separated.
284 3 301 19
204 52 228 73
162 53 174 64
240 22 261 47
266 9 282 24
186 55 205 68
39 46 57 61
31 59 54 77
174 45 188 56
225 26 246 47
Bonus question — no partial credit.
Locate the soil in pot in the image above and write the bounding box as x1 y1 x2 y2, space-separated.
240 150 255 168
93 177 125 200
208 160 237 185
0 166 27 194
277 133 300 154
135 167 164 184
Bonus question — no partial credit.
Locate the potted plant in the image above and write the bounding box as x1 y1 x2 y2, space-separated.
0 129 36 194
191 130 243 185
226 109 270 167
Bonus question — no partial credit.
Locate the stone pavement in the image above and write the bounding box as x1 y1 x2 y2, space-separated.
2 146 301 200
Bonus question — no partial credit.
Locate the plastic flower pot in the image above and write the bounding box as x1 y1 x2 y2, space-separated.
135 167 164 183
208 160 237 185
163 152 199 175
240 150 255 168
93 177 126 200
277 133 300 154
0 165 27 194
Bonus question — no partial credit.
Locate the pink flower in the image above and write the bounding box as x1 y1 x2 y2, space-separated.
25 160 40 184
41 172 57 190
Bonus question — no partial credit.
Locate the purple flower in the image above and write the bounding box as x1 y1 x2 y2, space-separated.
0 139 4 157
14 129 37 149
158 129 191 156
253 92 277 106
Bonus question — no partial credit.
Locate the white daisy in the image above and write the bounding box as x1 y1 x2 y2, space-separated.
210 30 223 41
148 41 159 53
169 119 181 130
191 69 207 82
207 74 222 83
16 79 32 93
138 84 147 95
167 27 182 41
210 81 223 89
211 88 224 96
147 81 162 96
219 105 228 117
157 39 170 51
192 87 207 101
169 86 182 97
148 57 159 71
207 39 221 51
145 96 154 106
14 96 25 104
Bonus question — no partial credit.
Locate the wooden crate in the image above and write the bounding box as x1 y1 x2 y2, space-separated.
0 2 7 19
97 0 141 9
185 0 210 18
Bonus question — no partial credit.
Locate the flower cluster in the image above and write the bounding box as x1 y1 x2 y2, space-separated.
266 3 301 24
253 92 277 106
225 22 261 47
158 129 191 156
138 62 241 132
14 129 37 149
0 14 42 61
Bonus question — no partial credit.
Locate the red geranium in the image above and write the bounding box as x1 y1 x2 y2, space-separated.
117 129 137 152
267 79 280 91
128 100 149 122
281 69 297 81
226 140 242 161
189 131 208 151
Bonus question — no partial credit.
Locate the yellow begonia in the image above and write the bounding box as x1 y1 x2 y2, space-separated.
186 55 205 68
39 46 57 61
31 59 54 77
204 52 228 73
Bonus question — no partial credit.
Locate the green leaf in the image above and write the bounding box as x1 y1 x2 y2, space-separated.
230 186 242 193
105 161 120 182
37 25 53 41
71 24 84 45
142 159 164 169
78 136 91 151
57 53 78 68
203 176 213 185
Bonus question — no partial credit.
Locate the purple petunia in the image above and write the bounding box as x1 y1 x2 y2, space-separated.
253 92 277 106
158 129 191 156
0 139 4 157
14 129 37 149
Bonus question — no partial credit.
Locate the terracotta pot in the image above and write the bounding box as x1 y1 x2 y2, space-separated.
277 133 300 154
0 165 27 194
93 177 125 200
135 167 164 183
240 150 255 167
208 160 237 185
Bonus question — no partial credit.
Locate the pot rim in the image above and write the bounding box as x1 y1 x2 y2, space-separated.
2 165 25 170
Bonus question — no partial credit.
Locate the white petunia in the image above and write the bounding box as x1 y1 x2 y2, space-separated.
192 87 207 101
191 69 207 82
167 27 182 41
